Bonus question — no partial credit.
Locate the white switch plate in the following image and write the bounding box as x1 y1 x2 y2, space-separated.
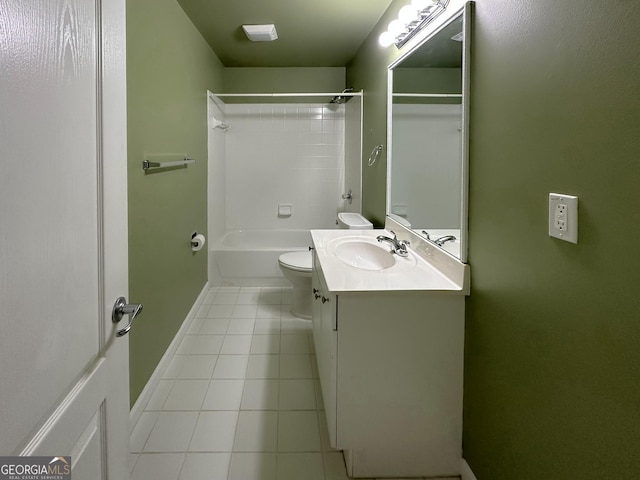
549 193 578 243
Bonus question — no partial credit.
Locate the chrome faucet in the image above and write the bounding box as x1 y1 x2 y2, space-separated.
434 235 457 247
376 230 410 257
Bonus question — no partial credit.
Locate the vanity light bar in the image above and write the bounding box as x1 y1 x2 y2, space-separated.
379 0 450 48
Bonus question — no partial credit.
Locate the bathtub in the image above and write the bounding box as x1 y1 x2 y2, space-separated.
209 229 312 286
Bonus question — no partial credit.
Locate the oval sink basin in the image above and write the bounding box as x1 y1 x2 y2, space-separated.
333 241 396 271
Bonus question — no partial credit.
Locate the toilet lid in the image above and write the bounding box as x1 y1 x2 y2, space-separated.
279 251 312 271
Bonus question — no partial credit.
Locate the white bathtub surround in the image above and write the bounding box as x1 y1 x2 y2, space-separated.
210 229 312 287
224 103 346 231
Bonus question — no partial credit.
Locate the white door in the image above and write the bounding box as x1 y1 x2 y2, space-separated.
0 0 130 478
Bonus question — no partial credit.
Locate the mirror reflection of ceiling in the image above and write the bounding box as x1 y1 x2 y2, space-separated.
396 15 463 69
177 0 395 67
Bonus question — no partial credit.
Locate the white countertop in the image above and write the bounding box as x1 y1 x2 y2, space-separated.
311 229 468 294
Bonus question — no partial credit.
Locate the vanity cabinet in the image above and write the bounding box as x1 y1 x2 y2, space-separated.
311 249 465 478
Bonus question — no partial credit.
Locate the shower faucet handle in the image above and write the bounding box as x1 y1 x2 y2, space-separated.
341 189 353 204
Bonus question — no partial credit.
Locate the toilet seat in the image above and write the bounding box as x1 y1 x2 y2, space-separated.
278 251 312 273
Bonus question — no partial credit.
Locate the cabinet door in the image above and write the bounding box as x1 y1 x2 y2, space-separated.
311 265 323 357
320 291 338 447
311 260 338 447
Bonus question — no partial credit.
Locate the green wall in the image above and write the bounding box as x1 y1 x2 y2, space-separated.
346 0 405 226
350 0 640 478
464 1 640 478
223 67 345 99
126 0 223 405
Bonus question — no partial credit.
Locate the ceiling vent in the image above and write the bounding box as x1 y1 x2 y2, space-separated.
242 24 278 42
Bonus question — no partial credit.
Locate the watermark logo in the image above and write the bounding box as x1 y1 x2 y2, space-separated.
0 456 71 480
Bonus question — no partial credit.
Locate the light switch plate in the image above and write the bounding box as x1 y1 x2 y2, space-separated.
549 193 578 243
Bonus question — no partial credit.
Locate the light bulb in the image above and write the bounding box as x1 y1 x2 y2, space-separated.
378 31 395 47
387 19 405 37
398 5 419 25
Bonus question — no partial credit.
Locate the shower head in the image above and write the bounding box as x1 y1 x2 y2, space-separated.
330 87 354 104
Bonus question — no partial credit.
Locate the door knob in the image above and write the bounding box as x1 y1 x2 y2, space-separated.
112 296 143 337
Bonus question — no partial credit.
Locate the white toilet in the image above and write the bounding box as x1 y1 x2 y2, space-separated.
278 212 373 319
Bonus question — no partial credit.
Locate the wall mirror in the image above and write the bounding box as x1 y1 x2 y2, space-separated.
387 2 471 262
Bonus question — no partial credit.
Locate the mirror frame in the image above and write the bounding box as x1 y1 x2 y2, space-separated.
386 1 472 263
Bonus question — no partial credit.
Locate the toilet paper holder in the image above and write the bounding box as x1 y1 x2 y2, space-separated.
191 232 206 251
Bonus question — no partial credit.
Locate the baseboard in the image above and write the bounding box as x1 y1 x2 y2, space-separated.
461 459 478 480
129 282 209 430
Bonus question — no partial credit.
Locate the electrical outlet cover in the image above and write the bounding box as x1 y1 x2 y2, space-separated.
549 193 578 243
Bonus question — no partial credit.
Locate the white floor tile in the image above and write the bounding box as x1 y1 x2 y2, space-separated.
255 306 281 321
279 354 313 379
233 411 278 452
281 317 311 333
277 452 324 480
195 304 211 319
228 452 276 480
227 318 255 335
207 304 235 318
278 411 321 452
212 355 249 379
131 282 355 480
236 291 261 305
177 335 224 355
201 291 218 305
131 453 184 480
258 291 282 305
250 334 280 354
280 334 310 354
278 379 316 410
232 305 258 318
246 355 280 379
130 411 159 452
189 411 238 452
241 379 279 410
254 317 281 333
144 412 199 452
178 453 230 480
220 335 253 354
146 380 174 410
186 317 205 334
163 355 217 379
162 380 209 410
198 318 230 335
202 379 244 410
213 292 239 305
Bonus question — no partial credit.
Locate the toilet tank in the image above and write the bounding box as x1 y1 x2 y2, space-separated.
337 212 373 229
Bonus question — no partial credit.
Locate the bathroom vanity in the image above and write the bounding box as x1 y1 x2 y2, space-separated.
310 223 469 478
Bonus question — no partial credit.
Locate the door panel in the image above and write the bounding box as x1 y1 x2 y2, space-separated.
0 0 129 477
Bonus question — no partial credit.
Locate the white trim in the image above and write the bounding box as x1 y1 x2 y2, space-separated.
129 282 209 429
461 459 478 480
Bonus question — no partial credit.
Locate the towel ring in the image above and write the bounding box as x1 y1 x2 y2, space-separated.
368 144 383 166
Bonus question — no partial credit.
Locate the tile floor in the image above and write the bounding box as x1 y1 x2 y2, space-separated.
129 285 457 480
